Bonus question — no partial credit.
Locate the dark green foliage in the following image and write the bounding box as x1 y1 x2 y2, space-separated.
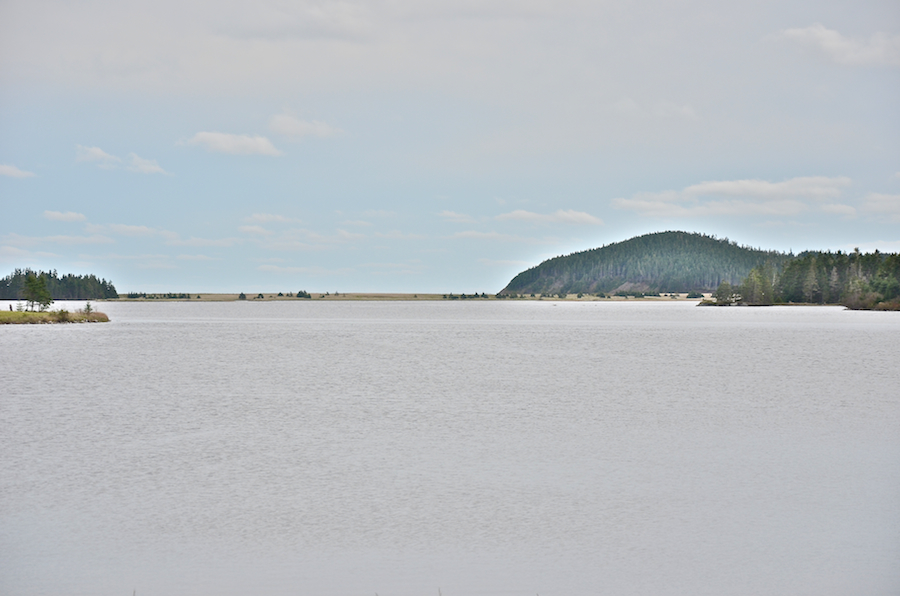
239 292 247 300
714 282 738 305
1 268 118 300
500 231 788 295
686 291 704 298
737 249 900 309
296 290 311 299
257 293 264 299
24 273 53 311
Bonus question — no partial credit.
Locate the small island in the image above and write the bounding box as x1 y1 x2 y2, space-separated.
1 269 112 324
0 309 109 325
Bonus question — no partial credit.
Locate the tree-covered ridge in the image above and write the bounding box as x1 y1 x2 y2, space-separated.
500 231 789 295
729 249 900 309
0 269 118 300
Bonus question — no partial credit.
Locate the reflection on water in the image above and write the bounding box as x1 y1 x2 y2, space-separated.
2 301 899 595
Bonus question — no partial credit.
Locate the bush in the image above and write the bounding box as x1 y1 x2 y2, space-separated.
55 309 70 322
239 293 246 300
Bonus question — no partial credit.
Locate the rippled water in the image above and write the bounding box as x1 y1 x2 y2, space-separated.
1 300 899 596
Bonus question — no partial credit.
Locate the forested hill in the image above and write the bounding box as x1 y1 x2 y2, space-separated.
500 231 789 295
0 269 118 300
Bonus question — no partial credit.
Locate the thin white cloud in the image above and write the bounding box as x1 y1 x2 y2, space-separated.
46 234 115 245
176 254 216 261
820 204 856 217
496 209 604 225
439 210 477 223
340 220 373 227
185 132 282 156
258 264 354 275
683 176 850 200
0 164 36 178
108 224 157 236
43 210 86 222
239 225 275 236
269 114 341 138
478 258 532 267
127 153 170 175
450 230 537 242
614 176 852 218
246 213 300 223
166 236 239 247
374 230 427 240
861 193 900 222
76 145 121 166
1 231 112 247
781 24 900 67
611 97 698 120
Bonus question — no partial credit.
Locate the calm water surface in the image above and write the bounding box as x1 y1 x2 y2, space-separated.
1 300 898 596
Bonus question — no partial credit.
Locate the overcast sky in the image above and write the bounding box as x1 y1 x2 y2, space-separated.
1 0 898 293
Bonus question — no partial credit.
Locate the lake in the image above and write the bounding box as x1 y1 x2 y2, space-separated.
1 300 898 596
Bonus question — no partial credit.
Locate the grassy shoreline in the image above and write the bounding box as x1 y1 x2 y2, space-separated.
0 311 110 324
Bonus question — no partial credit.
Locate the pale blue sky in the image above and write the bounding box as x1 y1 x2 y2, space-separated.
1 0 898 293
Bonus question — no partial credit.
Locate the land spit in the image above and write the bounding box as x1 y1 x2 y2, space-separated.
108 293 711 302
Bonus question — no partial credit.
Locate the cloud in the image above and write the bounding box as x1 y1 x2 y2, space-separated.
269 114 341 138
258 264 354 275
76 145 121 167
0 164 36 178
614 176 853 218
682 176 850 200
108 224 157 236
439 210 477 223
820 204 856 217
781 24 900 67
127 153 170 174
185 132 282 156
374 230 427 240
239 225 275 236
176 254 216 261
496 209 604 225
43 210 86 222
611 98 698 120
166 236 239 247
46 234 114 245
246 213 300 223
478 258 532 267
861 193 900 222
450 230 536 242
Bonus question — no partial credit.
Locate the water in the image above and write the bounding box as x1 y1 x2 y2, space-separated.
1 300 898 596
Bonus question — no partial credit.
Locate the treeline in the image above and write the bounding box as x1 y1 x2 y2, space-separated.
1 269 118 300
717 249 900 310
501 231 789 295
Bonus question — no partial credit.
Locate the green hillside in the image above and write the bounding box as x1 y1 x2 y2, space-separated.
500 231 789 295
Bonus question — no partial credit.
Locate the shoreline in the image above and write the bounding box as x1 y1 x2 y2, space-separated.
105 292 712 302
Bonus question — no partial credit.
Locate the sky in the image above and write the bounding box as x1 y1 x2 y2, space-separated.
1 0 898 293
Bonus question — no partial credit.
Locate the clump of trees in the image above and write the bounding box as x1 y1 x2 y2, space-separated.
23 272 53 311
714 249 900 310
1 269 118 300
